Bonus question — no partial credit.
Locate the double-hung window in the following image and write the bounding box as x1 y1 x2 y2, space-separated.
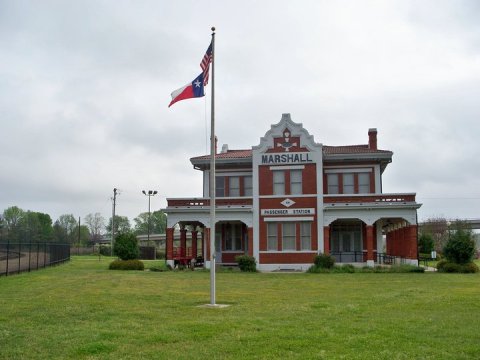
300 222 311 250
273 171 285 195
229 176 240 197
267 223 277 251
282 223 296 251
327 174 339 194
358 173 370 194
343 173 354 194
244 176 253 196
215 176 225 197
290 170 302 195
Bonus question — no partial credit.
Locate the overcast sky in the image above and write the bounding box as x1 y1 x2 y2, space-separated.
1 0 479 225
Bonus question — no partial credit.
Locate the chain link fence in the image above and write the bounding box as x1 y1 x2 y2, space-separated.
0 242 70 276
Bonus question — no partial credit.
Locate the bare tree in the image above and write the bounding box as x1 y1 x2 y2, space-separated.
420 217 449 252
84 213 105 243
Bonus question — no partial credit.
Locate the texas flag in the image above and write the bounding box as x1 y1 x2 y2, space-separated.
168 73 205 107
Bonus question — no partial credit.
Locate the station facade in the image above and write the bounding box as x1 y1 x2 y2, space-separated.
165 114 421 271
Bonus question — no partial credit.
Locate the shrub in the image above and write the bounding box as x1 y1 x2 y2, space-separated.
235 255 257 272
113 232 139 260
437 261 462 273
443 229 476 264
109 259 144 271
307 265 330 273
460 262 479 273
330 264 356 273
313 253 335 269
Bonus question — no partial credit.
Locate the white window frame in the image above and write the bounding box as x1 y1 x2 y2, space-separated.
282 223 296 251
229 176 240 197
327 174 339 194
273 170 285 195
216 176 225 197
244 176 252 196
300 222 311 250
358 173 370 194
290 169 302 195
267 223 277 251
343 173 354 194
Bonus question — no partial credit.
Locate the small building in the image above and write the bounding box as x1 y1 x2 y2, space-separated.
164 114 421 270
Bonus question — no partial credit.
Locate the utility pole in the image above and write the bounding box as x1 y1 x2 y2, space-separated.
112 188 118 256
78 216 81 254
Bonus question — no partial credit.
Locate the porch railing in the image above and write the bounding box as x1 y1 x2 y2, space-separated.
324 193 416 204
167 197 253 207
172 246 193 258
330 251 406 265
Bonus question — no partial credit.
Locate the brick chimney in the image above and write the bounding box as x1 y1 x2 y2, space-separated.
368 128 377 150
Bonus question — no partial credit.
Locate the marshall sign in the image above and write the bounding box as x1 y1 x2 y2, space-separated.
261 152 313 164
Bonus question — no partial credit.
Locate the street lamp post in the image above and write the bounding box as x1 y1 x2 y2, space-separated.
142 190 157 243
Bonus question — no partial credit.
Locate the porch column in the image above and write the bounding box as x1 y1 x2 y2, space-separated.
166 227 174 263
323 226 330 254
205 228 211 260
180 226 187 257
191 229 198 258
247 227 253 257
366 225 375 266
405 225 418 259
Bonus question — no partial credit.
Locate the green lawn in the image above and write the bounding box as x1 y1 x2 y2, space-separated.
1 257 479 359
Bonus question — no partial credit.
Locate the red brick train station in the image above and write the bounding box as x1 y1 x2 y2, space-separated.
164 114 421 270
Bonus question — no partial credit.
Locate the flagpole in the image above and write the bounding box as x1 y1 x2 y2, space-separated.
209 26 216 306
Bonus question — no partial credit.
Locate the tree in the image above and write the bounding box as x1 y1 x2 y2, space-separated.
84 213 105 243
420 217 450 252
20 211 42 243
443 228 476 265
72 225 90 246
133 210 167 235
106 215 131 237
418 233 434 254
22 212 54 243
113 232 139 260
53 214 78 244
36 212 54 242
2 206 25 241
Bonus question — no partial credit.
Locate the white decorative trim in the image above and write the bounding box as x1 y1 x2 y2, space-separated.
260 194 317 199
325 168 372 174
374 164 381 193
264 216 314 222
270 165 305 171
214 171 253 176
261 208 315 216
259 251 316 254
324 165 374 169
257 263 313 272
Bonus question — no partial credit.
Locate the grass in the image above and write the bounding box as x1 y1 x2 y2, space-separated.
0 256 479 359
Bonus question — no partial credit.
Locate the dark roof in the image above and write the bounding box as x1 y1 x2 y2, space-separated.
190 150 252 162
323 145 392 155
191 145 391 162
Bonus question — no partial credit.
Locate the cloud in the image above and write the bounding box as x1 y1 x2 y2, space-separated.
1 0 479 223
